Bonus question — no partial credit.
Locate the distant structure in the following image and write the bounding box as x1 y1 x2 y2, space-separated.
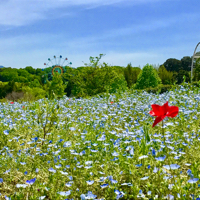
191 42 200 82
42 55 72 83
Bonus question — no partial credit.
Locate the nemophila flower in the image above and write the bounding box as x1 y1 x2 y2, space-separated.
101 183 109 188
3 130 9 135
0 178 3 183
149 101 179 127
48 168 56 173
138 155 148 159
141 176 149 180
39 196 46 200
16 184 27 188
153 167 159 173
26 178 36 185
4 169 11 174
163 164 180 170
188 178 199 184
57 190 71 196
155 155 166 161
86 180 94 185
60 171 68 175
152 149 156 156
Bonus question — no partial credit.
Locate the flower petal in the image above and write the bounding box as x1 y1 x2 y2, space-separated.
150 104 162 116
166 106 179 118
152 116 165 127
161 101 169 115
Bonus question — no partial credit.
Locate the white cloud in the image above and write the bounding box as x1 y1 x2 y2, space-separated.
0 0 175 26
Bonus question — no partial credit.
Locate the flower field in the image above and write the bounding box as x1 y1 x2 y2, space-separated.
1 85 200 199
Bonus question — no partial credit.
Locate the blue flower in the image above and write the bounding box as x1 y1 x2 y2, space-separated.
3 130 9 135
155 155 166 161
188 178 199 184
57 191 71 196
48 168 56 173
152 149 156 156
26 178 36 185
100 183 109 188
0 178 3 183
86 180 94 185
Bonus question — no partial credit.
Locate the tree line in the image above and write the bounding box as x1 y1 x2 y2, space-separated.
0 54 200 101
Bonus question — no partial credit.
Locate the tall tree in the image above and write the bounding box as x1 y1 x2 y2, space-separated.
158 65 174 84
135 64 161 89
124 63 141 88
163 58 182 72
181 56 192 71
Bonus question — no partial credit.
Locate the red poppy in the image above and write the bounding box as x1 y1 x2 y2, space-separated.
22 106 25 109
10 102 14 104
110 101 114 104
149 101 179 127
80 107 82 109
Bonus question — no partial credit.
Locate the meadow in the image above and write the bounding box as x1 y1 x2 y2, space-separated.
1 84 200 200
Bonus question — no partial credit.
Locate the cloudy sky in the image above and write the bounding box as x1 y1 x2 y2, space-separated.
0 0 199 69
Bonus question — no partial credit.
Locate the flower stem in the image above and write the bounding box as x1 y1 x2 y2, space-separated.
162 120 165 147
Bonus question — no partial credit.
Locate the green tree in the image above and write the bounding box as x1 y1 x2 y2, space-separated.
176 70 190 84
25 66 36 74
158 65 174 84
29 79 42 88
163 58 182 72
83 54 105 68
124 63 141 88
181 56 192 71
135 64 161 89
0 68 19 82
47 73 66 99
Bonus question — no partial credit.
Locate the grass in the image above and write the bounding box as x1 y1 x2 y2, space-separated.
0 84 200 199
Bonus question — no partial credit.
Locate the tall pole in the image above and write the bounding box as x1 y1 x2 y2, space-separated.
191 42 200 83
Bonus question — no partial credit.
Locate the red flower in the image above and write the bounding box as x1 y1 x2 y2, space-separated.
80 107 82 109
110 101 114 104
22 106 25 109
10 102 14 104
149 101 179 127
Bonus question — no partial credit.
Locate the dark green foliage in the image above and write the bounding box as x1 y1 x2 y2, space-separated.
25 66 36 74
29 79 42 88
158 65 174 84
0 68 19 82
163 58 182 72
176 70 190 84
181 56 192 71
124 63 141 88
144 84 175 94
134 64 161 89
193 57 200 81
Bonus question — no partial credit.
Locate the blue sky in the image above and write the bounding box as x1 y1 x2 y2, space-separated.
0 0 199 69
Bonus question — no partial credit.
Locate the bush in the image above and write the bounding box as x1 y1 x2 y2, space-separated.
134 64 161 89
145 84 175 94
21 86 46 101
